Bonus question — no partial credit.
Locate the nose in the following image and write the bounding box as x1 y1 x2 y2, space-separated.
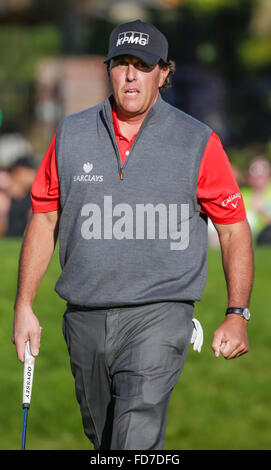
126 63 136 81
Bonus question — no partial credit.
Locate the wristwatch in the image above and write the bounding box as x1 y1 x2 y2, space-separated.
225 307 251 321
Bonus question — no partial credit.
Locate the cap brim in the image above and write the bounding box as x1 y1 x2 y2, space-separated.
104 49 160 66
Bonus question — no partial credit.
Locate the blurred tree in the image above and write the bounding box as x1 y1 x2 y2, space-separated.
151 0 271 154
0 25 62 81
0 25 62 132
0 0 270 166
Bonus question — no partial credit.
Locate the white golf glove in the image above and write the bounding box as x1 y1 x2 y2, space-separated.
190 318 203 352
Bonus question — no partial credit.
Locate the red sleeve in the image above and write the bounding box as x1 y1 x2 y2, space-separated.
31 133 61 213
197 132 246 224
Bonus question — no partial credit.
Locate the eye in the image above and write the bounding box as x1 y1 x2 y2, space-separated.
111 58 128 68
135 61 154 72
118 59 128 66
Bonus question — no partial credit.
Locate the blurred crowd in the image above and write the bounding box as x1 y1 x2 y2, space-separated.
0 155 36 237
208 155 271 247
242 156 271 245
0 142 271 246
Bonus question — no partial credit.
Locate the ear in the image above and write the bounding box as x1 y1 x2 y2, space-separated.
107 59 117 80
158 66 170 88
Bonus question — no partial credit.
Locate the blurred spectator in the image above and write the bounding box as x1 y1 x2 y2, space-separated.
242 156 271 244
0 156 37 237
0 169 11 236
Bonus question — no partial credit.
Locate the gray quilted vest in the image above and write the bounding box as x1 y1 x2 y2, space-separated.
54 94 212 308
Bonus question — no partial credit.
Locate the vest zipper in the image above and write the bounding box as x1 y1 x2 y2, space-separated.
102 98 157 182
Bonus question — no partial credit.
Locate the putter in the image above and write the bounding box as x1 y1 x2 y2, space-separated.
21 341 35 450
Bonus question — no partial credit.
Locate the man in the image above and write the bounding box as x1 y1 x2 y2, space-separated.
5 156 37 237
0 156 36 237
12 20 254 450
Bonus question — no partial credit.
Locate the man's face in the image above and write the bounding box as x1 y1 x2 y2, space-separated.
109 55 169 119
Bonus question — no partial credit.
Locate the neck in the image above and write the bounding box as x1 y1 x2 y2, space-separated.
115 106 147 127
113 94 159 139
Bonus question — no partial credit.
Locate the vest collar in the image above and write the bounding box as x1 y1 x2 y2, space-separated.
101 92 167 131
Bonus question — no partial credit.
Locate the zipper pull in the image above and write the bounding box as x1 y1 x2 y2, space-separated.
120 169 124 180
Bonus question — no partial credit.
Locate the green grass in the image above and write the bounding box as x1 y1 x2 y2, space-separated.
0 238 270 450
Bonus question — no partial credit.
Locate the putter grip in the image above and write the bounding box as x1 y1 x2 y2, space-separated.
22 341 35 409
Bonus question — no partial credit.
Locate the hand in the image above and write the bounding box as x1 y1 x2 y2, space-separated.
211 314 249 359
12 304 42 362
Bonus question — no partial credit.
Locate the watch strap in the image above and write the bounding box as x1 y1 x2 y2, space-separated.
225 307 250 321
226 307 246 315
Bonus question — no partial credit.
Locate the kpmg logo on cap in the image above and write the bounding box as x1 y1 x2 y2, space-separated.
116 31 149 47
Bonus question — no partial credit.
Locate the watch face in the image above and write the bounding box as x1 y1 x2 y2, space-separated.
243 308 250 320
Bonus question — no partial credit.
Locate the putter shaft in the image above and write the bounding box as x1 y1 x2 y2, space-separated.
21 407 28 450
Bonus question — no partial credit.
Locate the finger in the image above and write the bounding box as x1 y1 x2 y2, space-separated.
225 344 249 360
219 339 238 358
30 329 41 356
216 340 230 359
15 337 28 363
236 348 249 358
221 339 248 359
29 326 42 357
219 340 228 352
212 333 224 357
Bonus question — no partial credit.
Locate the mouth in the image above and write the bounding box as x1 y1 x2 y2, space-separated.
124 88 140 96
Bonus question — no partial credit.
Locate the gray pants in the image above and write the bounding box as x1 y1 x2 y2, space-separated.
62 301 194 450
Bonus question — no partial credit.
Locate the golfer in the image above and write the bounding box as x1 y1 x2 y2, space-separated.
12 20 254 450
